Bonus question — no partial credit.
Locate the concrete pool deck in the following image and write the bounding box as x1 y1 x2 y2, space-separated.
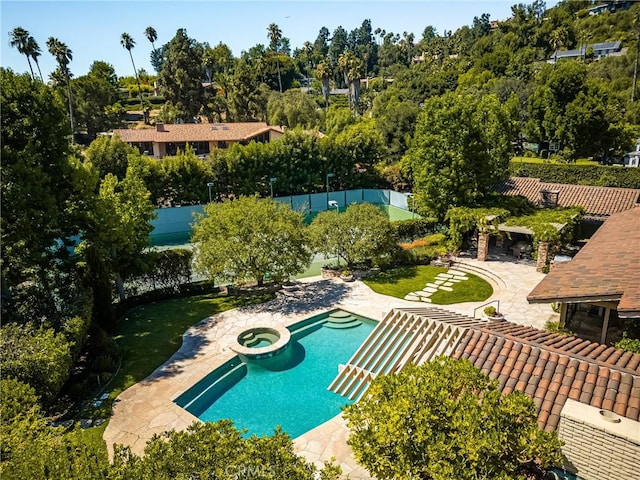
103 259 558 478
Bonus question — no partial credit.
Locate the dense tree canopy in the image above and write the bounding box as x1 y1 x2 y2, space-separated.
0 69 78 296
110 421 340 480
343 357 563 480
309 203 395 267
158 28 205 121
403 91 517 219
192 196 311 285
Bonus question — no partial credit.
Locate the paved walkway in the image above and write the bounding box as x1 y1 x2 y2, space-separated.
103 258 558 478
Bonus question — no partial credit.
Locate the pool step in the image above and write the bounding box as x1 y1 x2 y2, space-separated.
329 311 352 319
326 314 357 323
325 320 363 329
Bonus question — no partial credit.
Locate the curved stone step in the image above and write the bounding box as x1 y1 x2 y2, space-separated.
329 311 352 319
325 320 363 329
450 262 507 289
326 315 357 323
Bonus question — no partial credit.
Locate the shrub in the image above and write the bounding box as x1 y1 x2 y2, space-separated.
484 306 497 316
391 245 442 266
113 279 219 319
393 217 442 242
510 162 640 189
544 320 574 336
0 324 74 404
615 333 640 354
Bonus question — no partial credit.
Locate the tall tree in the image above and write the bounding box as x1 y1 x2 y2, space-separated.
120 32 144 109
9 27 34 79
26 36 43 81
192 196 311 286
343 357 563 480
308 203 394 267
403 91 516 218
313 26 330 60
0 68 76 299
73 61 122 141
46 37 75 143
144 26 157 50
549 27 569 66
301 40 314 90
267 23 283 92
338 51 364 112
328 26 348 74
315 61 332 108
158 28 205 121
79 166 156 303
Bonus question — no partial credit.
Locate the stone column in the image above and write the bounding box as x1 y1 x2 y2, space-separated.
536 241 550 272
477 233 489 262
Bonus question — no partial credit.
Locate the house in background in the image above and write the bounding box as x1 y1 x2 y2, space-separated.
588 1 633 15
549 41 624 63
623 138 640 167
527 207 640 345
113 122 284 159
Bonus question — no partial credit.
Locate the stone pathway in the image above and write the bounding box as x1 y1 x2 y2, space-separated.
403 270 469 302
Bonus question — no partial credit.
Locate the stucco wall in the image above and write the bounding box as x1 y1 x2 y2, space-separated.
558 399 640 480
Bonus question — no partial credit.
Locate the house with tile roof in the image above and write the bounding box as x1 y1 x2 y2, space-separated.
113 122 284 159
496 177 640 221
340 307 640 480
527 207 640 345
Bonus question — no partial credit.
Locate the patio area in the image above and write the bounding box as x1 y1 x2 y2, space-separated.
103 258 558 478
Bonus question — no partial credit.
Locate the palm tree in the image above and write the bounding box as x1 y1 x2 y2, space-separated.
9 27 34 79
144 26 157 50
302 40 313 91
26 36 43 81
338 51 364 113
315 61 332 108
550 28 568 67
46 37 74 142
267 23 283 92
120 32 144 109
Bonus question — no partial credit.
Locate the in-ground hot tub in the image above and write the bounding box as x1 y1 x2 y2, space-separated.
230 324 291 359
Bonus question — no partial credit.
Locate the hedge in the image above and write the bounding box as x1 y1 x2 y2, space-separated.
509 162 640 189
393 217 444 242
114 280 219 320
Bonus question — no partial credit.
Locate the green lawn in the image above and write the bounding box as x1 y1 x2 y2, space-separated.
363 266 493 305
89 291 273 419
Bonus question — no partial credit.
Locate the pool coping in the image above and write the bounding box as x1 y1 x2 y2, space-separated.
230 324 291 358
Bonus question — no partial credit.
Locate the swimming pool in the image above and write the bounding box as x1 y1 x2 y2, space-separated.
174 310 376 438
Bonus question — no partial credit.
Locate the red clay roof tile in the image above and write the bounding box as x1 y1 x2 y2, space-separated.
497 176 640 218
113 122 283 144
454 320 640 432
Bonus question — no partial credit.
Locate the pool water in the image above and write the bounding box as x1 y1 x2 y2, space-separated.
175 311 376 438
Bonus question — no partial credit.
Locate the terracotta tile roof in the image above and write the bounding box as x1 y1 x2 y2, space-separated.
453 321 640 431
496 177 640 218
113 122 283 143
527 207 640 317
